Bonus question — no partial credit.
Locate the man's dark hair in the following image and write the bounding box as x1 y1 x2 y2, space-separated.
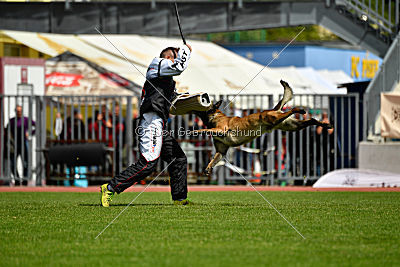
160 47 178 58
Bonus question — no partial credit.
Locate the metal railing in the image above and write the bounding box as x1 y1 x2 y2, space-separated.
218 93 360 185
364 32 400 138
337 0 400 37
0 93 362 186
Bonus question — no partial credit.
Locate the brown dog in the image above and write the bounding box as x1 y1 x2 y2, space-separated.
193 80 333 175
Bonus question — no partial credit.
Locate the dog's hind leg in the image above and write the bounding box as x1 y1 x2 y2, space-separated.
273 80 293 111
277 117 333 131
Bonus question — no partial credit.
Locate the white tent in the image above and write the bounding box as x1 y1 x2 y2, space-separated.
313 169 400 188
1 30 352 108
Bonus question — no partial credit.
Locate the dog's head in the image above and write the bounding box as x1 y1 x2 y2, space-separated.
193 100 223 126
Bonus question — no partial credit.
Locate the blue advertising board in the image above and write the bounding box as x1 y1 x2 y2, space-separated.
223 45 382 82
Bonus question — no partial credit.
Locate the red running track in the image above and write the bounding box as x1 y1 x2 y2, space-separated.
0 186 399 192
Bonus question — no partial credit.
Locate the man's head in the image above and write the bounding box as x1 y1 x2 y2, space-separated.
15 105 22 118
114 104 120 116
160 47 178 62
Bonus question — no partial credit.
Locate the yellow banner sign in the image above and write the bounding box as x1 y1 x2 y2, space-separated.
351 56 379 79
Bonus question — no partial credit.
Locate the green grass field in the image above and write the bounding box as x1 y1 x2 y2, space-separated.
1 191 399 266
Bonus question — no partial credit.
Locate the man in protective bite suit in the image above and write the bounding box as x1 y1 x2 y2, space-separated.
100 44 192 207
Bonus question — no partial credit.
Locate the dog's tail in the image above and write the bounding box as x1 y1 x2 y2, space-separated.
273 80 293 111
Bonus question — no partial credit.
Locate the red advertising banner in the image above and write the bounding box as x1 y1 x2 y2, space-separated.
46 72 83 87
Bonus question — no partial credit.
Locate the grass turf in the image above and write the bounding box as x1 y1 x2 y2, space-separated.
0 191 399 266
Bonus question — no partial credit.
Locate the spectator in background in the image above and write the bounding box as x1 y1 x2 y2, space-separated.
113 103 125 173
60 109 85 141
90 105 113 146
316 112 334 176
89 104 125 173
7 105 35 182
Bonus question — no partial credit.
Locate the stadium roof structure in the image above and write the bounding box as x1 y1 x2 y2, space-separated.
2 30 352 107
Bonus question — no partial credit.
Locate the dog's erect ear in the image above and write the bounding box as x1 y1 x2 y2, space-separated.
213 100 223 110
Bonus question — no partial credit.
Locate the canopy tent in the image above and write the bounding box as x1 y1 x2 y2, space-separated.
313 169 400 188
78 34 353 96
46 51 140 96
1 30 353 108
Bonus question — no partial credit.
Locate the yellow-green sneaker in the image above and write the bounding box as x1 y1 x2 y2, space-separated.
173 198 193 206
100 184 114 207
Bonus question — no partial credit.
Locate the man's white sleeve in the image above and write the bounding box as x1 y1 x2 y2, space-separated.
145 45 191 79
159 45 191 76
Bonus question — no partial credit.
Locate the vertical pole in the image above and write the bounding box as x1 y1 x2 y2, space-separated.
389 0 391 30
28 95 33 184
0 96 3 180
112 99 116 176
313 95 317 178
77 97 81 140
105 99 109 173
355 94 360 167
268 95 274 185
118 96 123 173
7 97 11 181
37 96 43 186
292 96 297 177
56 99 60 141
319 96 323 175
234 31 240 43
277 130 282 180
306 95 310 180
396 0 399 33
35 96 40 186
71 96 74 141
299 95 303 179
285 96 289 180
326 97 331 172
91 98 95 140
50 99 53 138
84 96 88 141
238 0 243 9
341 96 345 169
63 97 67 141
334 97 338 170
363 95 367 141
126 96 133 165
20 96 25 185
99 99 103 141
348 96 351 168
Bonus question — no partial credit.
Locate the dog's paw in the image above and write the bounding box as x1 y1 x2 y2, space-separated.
203 168 212 176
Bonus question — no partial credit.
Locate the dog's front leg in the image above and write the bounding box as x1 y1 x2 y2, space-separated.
204 152 223 176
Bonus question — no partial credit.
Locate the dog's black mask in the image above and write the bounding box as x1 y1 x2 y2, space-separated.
193 100 223 126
